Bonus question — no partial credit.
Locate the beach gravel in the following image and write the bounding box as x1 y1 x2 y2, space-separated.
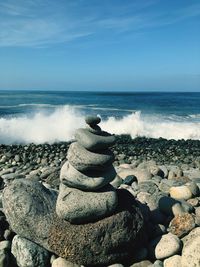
1 135 200 266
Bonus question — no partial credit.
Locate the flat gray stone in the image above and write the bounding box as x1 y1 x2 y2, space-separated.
75 128 115 151
60 161 116 191
2 179 144 266
86 124 101 134
56 183 118 223
11 235 50 267
67 142 114 171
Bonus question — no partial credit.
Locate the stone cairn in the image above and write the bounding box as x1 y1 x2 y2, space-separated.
2 115 144 266
56 115 118 223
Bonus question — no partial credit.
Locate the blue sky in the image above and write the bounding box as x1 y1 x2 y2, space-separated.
0 0 199 91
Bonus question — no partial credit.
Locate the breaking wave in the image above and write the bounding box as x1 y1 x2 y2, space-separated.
0 105 200 144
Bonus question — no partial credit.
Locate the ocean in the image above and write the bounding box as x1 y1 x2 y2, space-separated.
0 90 200 144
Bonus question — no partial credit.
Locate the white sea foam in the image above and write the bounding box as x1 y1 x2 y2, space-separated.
0 106 200 144
101 112 200 140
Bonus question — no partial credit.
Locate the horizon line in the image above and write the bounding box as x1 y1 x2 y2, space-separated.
0 89 200 93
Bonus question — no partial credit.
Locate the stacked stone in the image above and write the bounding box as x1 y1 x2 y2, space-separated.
56 116 118 224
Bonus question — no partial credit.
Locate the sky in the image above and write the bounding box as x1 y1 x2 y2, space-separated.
0 0 199 91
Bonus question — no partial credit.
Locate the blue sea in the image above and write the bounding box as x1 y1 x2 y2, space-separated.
0 91 200 144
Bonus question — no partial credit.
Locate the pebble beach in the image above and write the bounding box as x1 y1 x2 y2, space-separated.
1 0 199 264
1 135 200 266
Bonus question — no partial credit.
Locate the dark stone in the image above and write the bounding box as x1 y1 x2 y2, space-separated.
3 180 144 267
85 116 101 126
123 175 137 185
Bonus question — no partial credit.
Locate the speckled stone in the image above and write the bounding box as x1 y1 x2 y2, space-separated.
56 183 118 223
181 227 200 267
149 233 182 260
168 213 195 238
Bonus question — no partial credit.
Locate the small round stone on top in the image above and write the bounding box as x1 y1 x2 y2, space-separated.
85 116 101 126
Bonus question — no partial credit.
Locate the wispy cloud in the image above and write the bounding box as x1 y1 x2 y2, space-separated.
0 0 199 48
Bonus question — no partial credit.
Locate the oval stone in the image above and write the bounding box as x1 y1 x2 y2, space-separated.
169 185 192 200
67 142 114 171
85 116 101 126
60 161 116 191
75 128 115 151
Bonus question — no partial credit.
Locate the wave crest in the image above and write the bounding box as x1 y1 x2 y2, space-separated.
0 106 200 144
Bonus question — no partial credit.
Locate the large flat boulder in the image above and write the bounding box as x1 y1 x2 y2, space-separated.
2 179 144 266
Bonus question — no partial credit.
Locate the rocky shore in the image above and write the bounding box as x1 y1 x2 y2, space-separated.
1 135 200 266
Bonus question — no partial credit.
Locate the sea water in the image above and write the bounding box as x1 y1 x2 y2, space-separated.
0 90 200 144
